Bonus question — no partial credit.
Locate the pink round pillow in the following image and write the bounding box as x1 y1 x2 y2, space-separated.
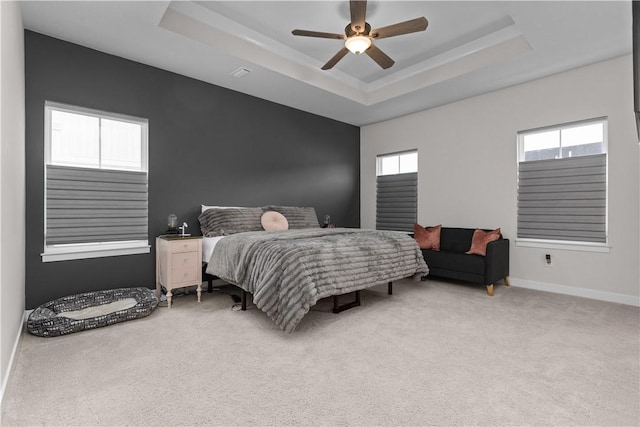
261 211 289 231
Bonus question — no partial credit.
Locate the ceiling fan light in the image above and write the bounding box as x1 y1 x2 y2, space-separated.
345 36 371 55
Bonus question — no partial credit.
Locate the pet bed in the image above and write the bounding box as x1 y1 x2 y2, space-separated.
27 287 158 337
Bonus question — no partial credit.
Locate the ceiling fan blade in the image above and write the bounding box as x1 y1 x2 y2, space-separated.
371 17 428 40
322 47 350 70
365 43 395 69
349 0 367 34
292 29 345 40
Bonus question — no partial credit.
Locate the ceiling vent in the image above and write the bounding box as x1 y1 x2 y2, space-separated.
231 67 251 78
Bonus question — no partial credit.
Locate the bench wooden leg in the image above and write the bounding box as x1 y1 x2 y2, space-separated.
504 276 510 286
486 284 494 296
388 281 393 295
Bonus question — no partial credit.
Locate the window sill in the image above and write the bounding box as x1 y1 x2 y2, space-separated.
515 239 610 253
41 241 150 262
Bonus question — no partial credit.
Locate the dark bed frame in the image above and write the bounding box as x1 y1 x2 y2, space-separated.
202 264 392 314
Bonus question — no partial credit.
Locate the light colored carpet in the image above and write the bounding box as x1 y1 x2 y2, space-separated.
1 279 639 426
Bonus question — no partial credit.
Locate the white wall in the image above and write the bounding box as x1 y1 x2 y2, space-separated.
0 0 25 409
361 55 639 305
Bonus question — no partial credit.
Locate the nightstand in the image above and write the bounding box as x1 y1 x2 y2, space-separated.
156 235 203 307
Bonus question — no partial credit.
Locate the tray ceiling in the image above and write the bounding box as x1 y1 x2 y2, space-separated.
20 1 631 126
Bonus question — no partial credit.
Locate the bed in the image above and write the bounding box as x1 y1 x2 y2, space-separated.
199 205 429 332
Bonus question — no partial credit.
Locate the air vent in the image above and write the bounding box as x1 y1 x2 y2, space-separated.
231 67 251 78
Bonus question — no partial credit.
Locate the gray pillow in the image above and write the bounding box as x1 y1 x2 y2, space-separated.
198 207 264 236
262 205 320 229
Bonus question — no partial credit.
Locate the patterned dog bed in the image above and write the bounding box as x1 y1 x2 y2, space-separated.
27 287 158 337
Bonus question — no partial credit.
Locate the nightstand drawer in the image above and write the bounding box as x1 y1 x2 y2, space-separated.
171 240 200 253
171 267 198 284
171 252 198 269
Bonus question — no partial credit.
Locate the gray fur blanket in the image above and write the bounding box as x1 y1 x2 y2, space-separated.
206 228 429 332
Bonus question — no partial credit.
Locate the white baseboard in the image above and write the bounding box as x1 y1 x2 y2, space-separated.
0 311 27 414
509 278 640 307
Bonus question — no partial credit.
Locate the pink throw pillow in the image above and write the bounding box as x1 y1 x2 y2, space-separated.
261 211 289 231
466 228 501 256
413 223 441 251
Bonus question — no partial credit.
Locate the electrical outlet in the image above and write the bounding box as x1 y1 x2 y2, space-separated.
545 254 552 266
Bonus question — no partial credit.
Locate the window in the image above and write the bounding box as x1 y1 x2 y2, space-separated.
517 118 608 251
376 150 417 233
520 121 605 161
42 101 150 262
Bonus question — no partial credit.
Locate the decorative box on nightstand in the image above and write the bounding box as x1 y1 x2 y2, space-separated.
156 235 202 307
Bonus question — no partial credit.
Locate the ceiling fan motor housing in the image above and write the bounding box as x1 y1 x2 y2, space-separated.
345 22 371 37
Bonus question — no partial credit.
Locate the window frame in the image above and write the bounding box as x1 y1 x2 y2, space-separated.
376 149 418 176
517 116 607 162
375 149 418 233
516 117 610 253
42 101 150 262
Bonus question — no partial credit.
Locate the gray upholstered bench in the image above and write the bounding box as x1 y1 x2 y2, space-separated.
27 287 158 337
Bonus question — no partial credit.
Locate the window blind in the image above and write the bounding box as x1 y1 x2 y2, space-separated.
517 154 606 243
46 165 148 245
376 172 417 233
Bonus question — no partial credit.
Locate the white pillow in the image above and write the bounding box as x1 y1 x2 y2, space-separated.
261 211 289 231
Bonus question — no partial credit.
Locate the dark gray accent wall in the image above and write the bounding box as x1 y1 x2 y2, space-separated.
25 31 360 308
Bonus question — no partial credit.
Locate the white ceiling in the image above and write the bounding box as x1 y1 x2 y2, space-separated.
20 1 632 126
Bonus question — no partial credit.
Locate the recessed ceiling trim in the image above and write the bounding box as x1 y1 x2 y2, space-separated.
160 1 369 104
367 22 522 90
161 1 533 108
366 35 532 105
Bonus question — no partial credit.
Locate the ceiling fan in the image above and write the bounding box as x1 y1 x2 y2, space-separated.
292 0 428 70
